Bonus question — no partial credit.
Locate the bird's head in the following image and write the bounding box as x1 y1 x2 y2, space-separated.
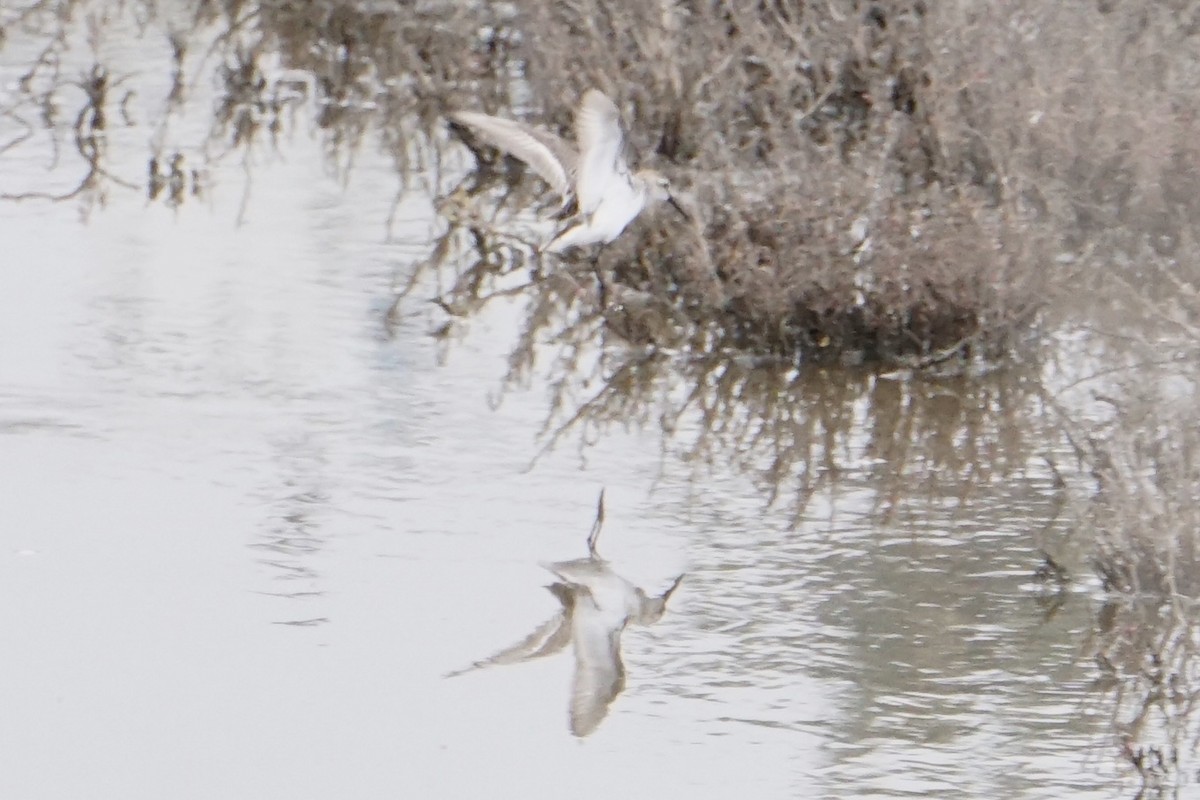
640 169 673 199
637 169 689 220
632 574 685 625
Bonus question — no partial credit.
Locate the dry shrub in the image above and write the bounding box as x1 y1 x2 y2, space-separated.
421 0 1026 365
450 0 1196 365
921 2 1200 254
596 175 1042 363
514 0 927 167
1072 392 1200 799
1048 241 1200 799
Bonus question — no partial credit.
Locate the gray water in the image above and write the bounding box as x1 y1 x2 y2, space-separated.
0 9 1153 800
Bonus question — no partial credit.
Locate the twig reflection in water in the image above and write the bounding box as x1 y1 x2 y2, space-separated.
446 491 684 737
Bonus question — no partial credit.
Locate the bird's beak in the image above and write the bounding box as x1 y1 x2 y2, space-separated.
660 574 685 604
667 194 690 222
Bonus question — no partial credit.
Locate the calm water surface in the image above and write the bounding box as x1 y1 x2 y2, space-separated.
0 13 1143 800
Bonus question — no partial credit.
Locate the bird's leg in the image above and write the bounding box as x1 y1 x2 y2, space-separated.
586 488 606 557
532 245 546 281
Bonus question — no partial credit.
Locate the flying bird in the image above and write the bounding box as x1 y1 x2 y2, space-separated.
450 89 688 253
445 491 684 737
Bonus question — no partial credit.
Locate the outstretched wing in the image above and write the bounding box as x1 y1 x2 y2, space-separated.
450 110 575 199
567 589 627 737
573 90 629 217
444 605 571 678
525 127 579 184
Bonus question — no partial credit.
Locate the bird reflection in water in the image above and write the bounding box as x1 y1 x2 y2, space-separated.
447 491 684 737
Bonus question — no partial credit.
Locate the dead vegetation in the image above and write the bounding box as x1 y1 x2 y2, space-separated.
436 0 1054 366
1071 390 1200 799
5 1 1196 366
417 0 1199 366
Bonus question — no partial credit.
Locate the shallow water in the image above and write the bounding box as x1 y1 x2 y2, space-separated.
0 9 1160 800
